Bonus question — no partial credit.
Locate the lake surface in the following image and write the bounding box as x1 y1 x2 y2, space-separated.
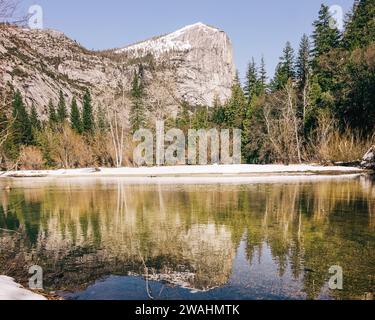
0 175 374 300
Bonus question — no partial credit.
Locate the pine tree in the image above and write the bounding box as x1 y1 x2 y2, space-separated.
70 97 82 134
211 95 226 127
82 89 94 133
296 34 311 89
129 71 146 133
48 99 58 124
244 58 258 102
224 81 247 128
281 41 295 81
96 105 107 132
57 90 68 123
11 90 32 145
175 100 191 130
272 42 295 90
342 0 375 50
30 104 41 131
259 56 268 92
311 4 341 58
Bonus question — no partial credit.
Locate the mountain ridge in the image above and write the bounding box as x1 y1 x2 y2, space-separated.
0 22 236 121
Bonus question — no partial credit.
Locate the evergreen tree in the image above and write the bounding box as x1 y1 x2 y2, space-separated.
96 105 107 132
272 42 295 90
342 0 375 50
259 55 268 92
192 106 209 130
129 70 146 133
244 58 258 102
30 104 41 131
311 4 341 58
70 97 82 134
48 99 58 124
11 90 32 145
57 90 68 123
211 95 226 127
296 34 311 89
175 100 191 131
0 111 18 161
82 89 94 133
224 81 247 128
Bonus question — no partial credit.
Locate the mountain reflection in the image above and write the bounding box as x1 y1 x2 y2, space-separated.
0 176 374 299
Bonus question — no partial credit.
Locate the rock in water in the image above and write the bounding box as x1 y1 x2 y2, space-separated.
361 146 375 169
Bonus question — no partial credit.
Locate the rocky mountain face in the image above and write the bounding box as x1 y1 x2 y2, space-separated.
117 23 236 107
0 22 236 120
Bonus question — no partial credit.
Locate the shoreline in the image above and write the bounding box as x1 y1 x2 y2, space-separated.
0 276 47 300
0 164 367 179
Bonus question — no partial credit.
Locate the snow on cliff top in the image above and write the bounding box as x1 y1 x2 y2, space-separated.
0 276 46 300
115 22 220 57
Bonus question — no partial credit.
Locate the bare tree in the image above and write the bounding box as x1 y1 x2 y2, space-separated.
108 109 125 168
263 81 303 164
0 91 11 153
0 0 17 20
0 0 28 25
0 118 10 149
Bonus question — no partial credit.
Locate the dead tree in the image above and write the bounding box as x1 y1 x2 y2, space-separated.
0 0 28 24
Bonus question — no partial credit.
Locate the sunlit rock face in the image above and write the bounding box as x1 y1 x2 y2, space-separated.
0 23 236 120
117 22 236 106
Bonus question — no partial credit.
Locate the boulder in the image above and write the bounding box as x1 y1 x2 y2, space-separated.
361 146 375 169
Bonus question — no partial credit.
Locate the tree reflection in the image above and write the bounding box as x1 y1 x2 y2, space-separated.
0 176 373 299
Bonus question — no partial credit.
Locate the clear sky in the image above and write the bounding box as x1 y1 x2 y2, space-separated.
21 0 354 81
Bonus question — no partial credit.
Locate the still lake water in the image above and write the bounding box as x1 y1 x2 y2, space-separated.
0 175 374 300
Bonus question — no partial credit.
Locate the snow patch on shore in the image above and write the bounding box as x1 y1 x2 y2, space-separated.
0 276 46 300
0 164 364 178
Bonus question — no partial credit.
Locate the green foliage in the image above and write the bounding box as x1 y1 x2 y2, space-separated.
57 90 68 123
224 81 247 128
244 58 260 102
175 100 191 131
70 97 82 134
192 106 209 130
82 89 94 133
312 4 341 58
30 104 41 132
296 34 311 88
272 41 295 90
2 0 373 169
259 56 268 93
48 99 58 124
342 0 375 50
332 45 375 133
211 97 226 127
96 105 107 132
12 90 32 146
129 70 146 133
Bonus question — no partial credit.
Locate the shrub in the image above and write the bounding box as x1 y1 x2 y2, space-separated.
18 146 45 170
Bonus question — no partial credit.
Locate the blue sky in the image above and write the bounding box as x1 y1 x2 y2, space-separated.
21 0 354 81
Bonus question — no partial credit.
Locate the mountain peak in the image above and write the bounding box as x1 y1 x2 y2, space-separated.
115 22 222 57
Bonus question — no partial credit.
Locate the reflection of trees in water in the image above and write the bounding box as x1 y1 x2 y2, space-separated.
0 176 374 298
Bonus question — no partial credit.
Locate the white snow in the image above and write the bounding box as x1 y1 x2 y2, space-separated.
0 276 46 300
0 164 364 178
115 22 218 57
